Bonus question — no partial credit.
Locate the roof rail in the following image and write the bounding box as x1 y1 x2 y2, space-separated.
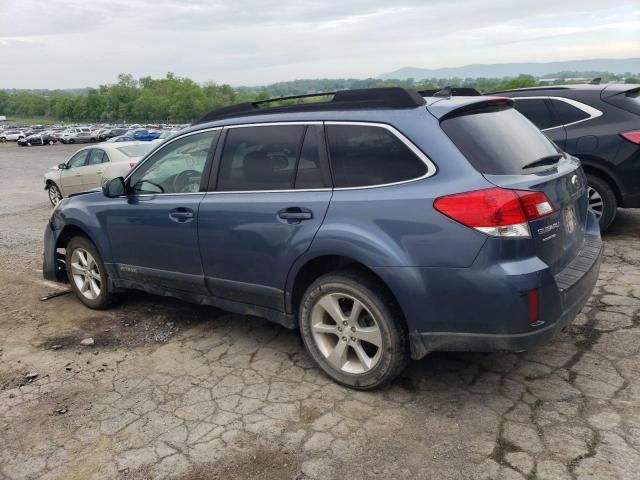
419 87 481 98
485 86 571 94
195 87 426 124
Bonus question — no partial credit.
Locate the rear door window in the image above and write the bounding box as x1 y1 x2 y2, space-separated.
512 98 556 129
326 124 427 188
217 125 306 191
88 149 109 165
440 107 560 175
549 99 590 125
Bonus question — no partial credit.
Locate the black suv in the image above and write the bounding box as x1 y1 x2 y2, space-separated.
492 83 640 231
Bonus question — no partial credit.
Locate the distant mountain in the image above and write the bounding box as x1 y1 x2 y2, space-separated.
379 58 640 80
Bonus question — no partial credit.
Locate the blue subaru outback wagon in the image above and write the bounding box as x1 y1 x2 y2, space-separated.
43 87 602 389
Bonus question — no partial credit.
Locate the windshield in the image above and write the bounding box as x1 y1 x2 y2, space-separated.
440 107 560 175
117 144 156 157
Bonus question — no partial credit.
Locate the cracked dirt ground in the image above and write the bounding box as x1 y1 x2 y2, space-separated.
1 143 640 479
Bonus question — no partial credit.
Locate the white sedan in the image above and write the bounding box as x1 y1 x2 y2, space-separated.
44 142 156 205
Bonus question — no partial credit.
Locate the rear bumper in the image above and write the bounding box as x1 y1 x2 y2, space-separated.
374 212 603 360
408 239 601 358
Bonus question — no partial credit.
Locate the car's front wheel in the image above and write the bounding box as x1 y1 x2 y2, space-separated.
68 139 75 144
586 174 617 232
299 271 408 390
48 140 54 145
65 236 115 309
47 182 63 206
0 137 6 143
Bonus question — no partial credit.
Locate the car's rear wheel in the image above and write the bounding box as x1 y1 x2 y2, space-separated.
26 142 32 147
586 174 616 232
0 137 6 143
65 236 115 309
299 271 408 390
18 136 24 141
47 182 63 206
68 139 75 144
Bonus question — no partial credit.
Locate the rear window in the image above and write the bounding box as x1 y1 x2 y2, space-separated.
513 99 555 129
549 99 590 125
440 107 559 175
117 144 155 157
326 124 427 188
605 88 640 115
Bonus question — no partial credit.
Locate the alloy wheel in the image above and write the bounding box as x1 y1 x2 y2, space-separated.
70 248 102 300
587 186 604 219
48 185 62 205
310 293 383 374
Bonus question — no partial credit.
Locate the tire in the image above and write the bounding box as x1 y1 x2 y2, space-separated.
47 182 63 206
586 174 617 232
299 270 408 390
65 236 115 309
27 142 32 147
48 140 54 145
68 139 75 144
18 137 24 141
0 137 6 143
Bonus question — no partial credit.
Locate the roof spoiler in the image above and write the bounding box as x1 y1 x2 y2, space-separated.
439 97 514 122
195 87 426 124
419 87 482 98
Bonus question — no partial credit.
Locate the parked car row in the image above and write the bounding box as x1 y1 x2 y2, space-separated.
0 123 187 146
43 85 620 389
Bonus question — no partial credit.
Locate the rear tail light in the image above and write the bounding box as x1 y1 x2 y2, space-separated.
129 162 137 168
433 187 554 238
620 130 640 145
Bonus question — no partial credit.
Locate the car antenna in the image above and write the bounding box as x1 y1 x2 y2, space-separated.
589 77 601 85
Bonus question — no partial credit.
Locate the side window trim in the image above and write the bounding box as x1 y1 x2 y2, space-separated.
514 96 603 131
207 121 435 193
324 121 437 191
124 127 222 196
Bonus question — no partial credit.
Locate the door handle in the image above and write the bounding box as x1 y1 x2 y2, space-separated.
278 207 312 223
169 208 195 223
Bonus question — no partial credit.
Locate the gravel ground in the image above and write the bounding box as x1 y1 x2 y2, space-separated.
1 141 639 479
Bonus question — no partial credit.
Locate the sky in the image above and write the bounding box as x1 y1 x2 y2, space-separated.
1 0 639 89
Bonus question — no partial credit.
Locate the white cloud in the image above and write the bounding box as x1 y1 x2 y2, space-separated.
0 0 637 88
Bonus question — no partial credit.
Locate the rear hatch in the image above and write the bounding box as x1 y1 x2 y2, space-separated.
601 84 640 116
436 98 588 274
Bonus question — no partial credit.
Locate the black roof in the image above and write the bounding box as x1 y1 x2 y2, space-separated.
195 87 426 124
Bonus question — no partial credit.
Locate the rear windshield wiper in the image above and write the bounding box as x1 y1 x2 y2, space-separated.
522 154 563 170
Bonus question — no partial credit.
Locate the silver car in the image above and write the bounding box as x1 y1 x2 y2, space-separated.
44 142 156 205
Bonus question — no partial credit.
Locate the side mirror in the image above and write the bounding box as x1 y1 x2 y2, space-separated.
102 177 126 198
58 163 67 170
